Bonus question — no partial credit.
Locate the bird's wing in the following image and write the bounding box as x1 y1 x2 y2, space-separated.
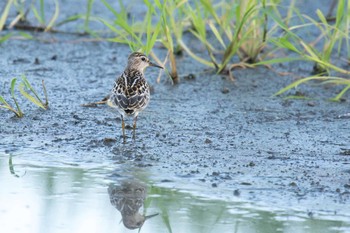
109 71 149 111
126 73 150 110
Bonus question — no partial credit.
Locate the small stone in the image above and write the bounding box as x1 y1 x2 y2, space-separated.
240 182 252 186
307 211 314 218
205 138 212 144
248 161 255 167
51 55 57 60
307 101 315 107
160 179 172 183
289 182 297 187
184 73 196 80
103 137 116 146
233 189 240 196
221 87 230 94
212 171 219 176
34 58 40 64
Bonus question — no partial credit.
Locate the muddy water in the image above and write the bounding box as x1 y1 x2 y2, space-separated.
1 152 349 233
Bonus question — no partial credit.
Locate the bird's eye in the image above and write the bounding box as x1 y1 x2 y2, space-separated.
141 57 146 61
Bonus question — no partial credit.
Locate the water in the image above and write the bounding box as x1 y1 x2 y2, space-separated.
1 152 349 233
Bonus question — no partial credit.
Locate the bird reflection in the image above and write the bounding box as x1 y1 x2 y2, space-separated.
108 180 158 230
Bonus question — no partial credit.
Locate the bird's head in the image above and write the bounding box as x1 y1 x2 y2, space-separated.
127 52 163 71
122 212 159 230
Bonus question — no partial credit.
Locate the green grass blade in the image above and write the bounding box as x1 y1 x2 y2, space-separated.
101 0 118 17
98 18 121 34
9 155 20 178
84 0 94 31
55 14 83 27
0 95 8 105
320 76 350 85
10 78 23 117
219 5 256 73
254 57 301 65
299 40 320 60
0 0 15 31
153 0 162 9
274 76 343 96
0 95 12 110
42 80 49 107
177 40 214 67
330 84 350 102
271 37 301 54
145 20 160 55
19 82 46 110
21 75 42 102
18 32 34 39
335 0 345 28
200 0 220 25
160 209 172 233
31 5 45 25
0 33 13 43
39 0 45 23
208 21 226 49
21 75 47 108
45 0 59 32
0 104 13 111
316 9 328 26
0 80 22 117
10 78 17 97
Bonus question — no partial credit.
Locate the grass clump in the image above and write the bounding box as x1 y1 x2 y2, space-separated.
19 75 49 110
273 76 350 102
0 75 49 117
0 78 24 118
180 0 268 79
152 0 185 84
0 0 14 31
259 0 350 100
0 0 349 98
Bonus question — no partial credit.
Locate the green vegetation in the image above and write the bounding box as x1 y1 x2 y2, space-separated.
0 78 24 118
32 0 60 32
0 0 349 99
19 75 49 110
0 75 49 117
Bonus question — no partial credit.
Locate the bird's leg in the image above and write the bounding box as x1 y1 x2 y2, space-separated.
132 116 138 140
121 115 126 142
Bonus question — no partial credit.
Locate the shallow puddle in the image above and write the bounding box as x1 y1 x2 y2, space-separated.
1 152 349 233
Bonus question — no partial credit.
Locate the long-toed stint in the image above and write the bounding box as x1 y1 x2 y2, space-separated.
107 52 163 141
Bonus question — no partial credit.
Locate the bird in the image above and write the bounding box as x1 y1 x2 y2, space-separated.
108 180 159 230
107 52 163 141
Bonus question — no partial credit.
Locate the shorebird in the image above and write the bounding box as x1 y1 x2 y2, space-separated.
107 52 163 141
108 181 159 230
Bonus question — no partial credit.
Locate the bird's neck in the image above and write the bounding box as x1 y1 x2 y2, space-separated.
125 68 144 77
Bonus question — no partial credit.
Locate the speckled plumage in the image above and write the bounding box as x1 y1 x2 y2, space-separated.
107 52 163 140
109 69 150 117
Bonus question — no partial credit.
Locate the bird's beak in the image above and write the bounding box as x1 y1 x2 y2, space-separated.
144 213 159 220
149 61 163 69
